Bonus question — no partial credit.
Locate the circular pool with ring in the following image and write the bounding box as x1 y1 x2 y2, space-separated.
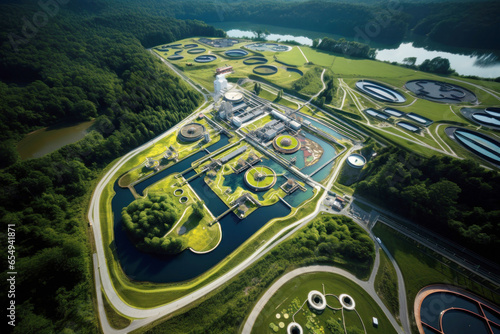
356 80 406 103
243 57 268 65
225 49 249 57
253 65 278 75
187 48 206 54
167 55 184 61
194 55 217 63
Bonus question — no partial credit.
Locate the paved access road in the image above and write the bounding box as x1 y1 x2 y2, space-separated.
242 265 405 334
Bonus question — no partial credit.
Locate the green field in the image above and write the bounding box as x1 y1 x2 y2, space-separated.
251 272 398 334
153 38 309 91
275 134 299 150
275 46 308 66
374 250 400 323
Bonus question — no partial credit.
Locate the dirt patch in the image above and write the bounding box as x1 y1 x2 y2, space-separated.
299 136 324 167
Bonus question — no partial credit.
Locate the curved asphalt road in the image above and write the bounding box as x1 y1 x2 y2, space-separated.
88 58 411 333
88 122 360 332
242 265 404 334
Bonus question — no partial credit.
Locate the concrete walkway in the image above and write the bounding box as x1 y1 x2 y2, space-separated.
297 46 309 63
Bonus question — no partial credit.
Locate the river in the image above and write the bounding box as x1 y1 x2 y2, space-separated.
212 21 500 78
17 120 95 160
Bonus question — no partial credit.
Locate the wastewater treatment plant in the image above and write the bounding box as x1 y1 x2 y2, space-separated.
88 36 500 334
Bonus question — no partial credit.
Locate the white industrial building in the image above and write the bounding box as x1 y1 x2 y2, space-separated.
271 110 302 130
214 74 228 94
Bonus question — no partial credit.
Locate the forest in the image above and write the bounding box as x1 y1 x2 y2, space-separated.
0 1 223 332
122 195 186 254
126 0 500 50
145 214 375 333
353 147 500 261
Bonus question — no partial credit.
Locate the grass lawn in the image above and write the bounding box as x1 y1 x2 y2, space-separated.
274 46 308 66
154 38 310 91
145 174 222 253
251 272 398 334
374 249 400 323
258 88 278 101
253 86 301 109
372 222 500 333
243 114 273 133
102 291 132 329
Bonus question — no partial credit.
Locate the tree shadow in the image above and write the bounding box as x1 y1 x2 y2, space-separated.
177 211 202 236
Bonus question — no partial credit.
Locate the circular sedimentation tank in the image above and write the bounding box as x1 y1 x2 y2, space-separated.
179 196 188 204
187 48 207 54
307 290 327 312
167 43 182 50
405 80 477 104
194 54 217 63
472 113 500 127
244 165 277 191
273 134 301 154
446 127 500 164
485 107 500 117
415 285 500 334
346 154 366 168
167 55 184 61
246 42 292 52
355 80 406 103
178 123 206 142
253 65 278 76
460 107 500 130
184 43 198 49
173 189 184 197
339 294 356 310
243 57 268 65
287 322 304 334
286 67 303 76
224 91 244 103
224 49 249 57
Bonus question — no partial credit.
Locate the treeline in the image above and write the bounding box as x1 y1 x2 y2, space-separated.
353 147 500 261
0 1 223 332
129 0 500 50
317 37 375 59
145 215 375 333
401 56 453 75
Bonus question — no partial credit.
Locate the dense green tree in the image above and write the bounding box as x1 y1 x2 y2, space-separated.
0 1 223 331
318 37 374 59
144 215 374 333
353 148 500 260
0 140 19 168
419 57 453 74
252 28 270 41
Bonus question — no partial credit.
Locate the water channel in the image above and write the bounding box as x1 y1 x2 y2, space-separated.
112 134 314 282
419 291 500 334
